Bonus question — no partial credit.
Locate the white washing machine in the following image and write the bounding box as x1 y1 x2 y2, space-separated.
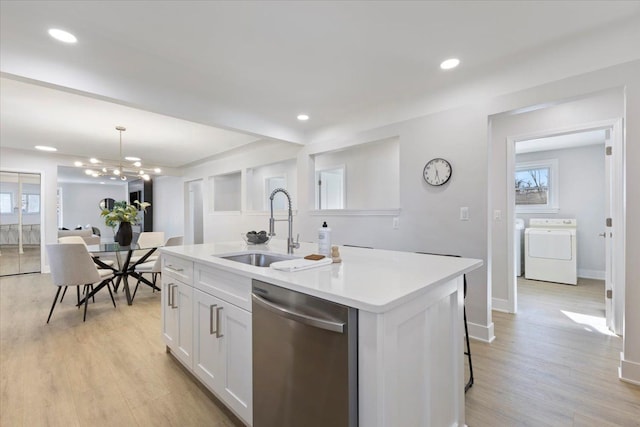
524 219 577 285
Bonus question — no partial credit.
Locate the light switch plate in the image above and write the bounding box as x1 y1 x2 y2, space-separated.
392 217 400 229
494 210 502 220
460 207 469 221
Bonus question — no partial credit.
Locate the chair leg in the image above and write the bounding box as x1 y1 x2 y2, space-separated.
59 286 68 303
152 273 156 293
77 286 81 307
83 285 90 322
90 285 95 303
464 305 474 392
47 287 62 324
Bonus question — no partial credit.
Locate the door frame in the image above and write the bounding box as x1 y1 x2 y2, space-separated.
504 118 625 334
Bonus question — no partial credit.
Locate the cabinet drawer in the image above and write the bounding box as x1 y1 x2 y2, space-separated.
194 264 252 311
162 254 194 284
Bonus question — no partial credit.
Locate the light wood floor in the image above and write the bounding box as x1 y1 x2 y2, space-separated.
0 272 241 427
465 277 640 426
1 274 638 426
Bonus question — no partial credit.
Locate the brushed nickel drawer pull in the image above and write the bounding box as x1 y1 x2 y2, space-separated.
210 304 218 335
215 306 224 338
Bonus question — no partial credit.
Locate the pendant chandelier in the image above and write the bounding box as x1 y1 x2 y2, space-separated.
73 126 161 181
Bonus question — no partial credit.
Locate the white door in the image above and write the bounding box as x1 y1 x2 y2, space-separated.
161 278 178 348
192 289 223 391
175 281 194 367
219 301 252 423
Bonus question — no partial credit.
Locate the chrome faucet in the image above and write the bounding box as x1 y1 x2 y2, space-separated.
268 188 299 254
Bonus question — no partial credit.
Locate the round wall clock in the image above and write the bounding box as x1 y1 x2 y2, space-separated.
423 158 452 186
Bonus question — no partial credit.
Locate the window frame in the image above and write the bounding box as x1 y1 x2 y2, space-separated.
515 159 560 214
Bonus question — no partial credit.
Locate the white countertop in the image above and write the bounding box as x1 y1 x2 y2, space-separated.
161 239 483 313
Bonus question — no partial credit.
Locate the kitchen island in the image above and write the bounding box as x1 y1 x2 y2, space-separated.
160 240 482 427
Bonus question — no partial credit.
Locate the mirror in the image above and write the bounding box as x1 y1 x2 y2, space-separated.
99 198 116 211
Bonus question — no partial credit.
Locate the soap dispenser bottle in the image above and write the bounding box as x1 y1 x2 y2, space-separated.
318 221 332 256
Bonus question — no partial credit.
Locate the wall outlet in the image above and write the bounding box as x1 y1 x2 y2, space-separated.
494 210 502 221
392 217 400 229
460 207 469 221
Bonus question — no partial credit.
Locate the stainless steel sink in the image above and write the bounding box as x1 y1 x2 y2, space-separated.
218 252 295 267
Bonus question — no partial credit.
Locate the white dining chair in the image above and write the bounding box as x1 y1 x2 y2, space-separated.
129 231 165 264
46 243 117 323
131 236 183 301
59 236 113 263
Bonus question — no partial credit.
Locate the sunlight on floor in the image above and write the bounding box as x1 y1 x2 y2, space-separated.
560 310 617 336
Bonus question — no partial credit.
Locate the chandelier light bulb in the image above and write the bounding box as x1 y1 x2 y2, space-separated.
84 169 93 175
89 158 100 164
154 168 161 173
121 175 127 181
102 167 107 173
143 174 150 181
74 161 83 167
113 169 121 176
133 161 142 167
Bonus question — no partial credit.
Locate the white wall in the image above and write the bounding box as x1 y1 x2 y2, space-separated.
516 144 606 278
153 175 185 240
58 182 127 241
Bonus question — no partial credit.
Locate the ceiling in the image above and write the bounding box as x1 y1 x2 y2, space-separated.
515 129 606 154
1 1 639 169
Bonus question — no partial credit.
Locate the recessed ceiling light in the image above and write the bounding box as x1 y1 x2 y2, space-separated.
125 156 141 161
48 28 77 44
440 58 460 70
35 145 57 152
297 114 309 121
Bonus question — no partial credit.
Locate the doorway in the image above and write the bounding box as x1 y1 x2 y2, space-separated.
0 171 42 276
186 180 204 245
506 119 624 335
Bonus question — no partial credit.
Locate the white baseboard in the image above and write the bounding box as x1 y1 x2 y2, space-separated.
467 321 495 343
492 297 512 313
619 353 640 386
578 269 605 280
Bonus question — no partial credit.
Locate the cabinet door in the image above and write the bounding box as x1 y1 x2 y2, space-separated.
161 277 178 348
175 281 193 368
219 300 252 424
193 289 224 392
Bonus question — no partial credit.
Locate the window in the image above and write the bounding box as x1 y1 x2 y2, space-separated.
0 192 12 214
515 159 559 213
21 193 40 214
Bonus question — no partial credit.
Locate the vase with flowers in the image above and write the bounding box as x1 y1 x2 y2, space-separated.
100 200 150 246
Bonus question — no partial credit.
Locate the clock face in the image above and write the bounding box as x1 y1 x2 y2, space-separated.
423 158 452 186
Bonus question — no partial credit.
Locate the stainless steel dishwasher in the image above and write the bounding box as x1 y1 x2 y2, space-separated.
252 279 358 427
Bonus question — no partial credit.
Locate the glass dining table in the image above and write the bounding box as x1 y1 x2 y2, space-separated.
87 242 161 305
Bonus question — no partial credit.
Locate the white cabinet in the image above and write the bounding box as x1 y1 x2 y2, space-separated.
161 277 193 368
162 254 252 426
193 289 252 424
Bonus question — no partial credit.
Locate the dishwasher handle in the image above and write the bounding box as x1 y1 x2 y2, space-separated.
252 293 345 333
